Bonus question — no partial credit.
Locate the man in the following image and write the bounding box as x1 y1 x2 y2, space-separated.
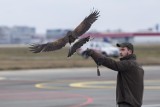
85 42 144 107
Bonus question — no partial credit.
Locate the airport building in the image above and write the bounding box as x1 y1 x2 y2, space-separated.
0 26 11 44
11 26 36 44
1 26 160 45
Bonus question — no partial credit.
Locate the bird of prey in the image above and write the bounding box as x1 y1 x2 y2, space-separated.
67 36 90 57
29 9 100 53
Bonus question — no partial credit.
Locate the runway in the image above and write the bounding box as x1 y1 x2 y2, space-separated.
0 66 160 107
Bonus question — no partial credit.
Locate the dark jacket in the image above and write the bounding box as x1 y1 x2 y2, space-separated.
90 51 144 107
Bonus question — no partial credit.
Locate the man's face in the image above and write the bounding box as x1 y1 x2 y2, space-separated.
119 47 132 58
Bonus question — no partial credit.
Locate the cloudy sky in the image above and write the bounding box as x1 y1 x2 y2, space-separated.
0 0 160 33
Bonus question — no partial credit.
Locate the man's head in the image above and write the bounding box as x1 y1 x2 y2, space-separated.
116 42 134 58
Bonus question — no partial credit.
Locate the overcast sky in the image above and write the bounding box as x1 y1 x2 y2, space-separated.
0 0 160 33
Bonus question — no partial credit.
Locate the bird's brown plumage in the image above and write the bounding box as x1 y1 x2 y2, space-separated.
29 9 100 53
69 10 99 43
29 35 69 53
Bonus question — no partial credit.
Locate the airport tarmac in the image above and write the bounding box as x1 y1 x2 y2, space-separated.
0 66 160 107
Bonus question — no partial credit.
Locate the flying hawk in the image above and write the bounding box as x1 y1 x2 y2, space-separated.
29 9 100 53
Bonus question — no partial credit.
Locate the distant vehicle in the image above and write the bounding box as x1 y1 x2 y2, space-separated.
77 41 119 59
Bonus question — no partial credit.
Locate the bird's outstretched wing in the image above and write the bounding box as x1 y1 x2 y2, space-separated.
67 36 90 57
71 9 100 41
29 35 69 53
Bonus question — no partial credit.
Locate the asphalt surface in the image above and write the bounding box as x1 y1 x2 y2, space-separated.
0 66 160 107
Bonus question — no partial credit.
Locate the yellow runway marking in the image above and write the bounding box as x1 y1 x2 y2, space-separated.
35 80 160 90
70 80 160 90
35 82 69 90
70 81 116 89
35 80 83 90
35 83 62 89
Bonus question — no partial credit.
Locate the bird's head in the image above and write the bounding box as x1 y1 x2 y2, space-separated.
66 31 73 44
66 31 72 37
